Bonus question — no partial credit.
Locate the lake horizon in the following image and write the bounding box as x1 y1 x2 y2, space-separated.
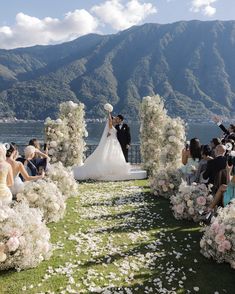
0 120 225 147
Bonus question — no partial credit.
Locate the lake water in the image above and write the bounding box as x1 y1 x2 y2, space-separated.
0 121 223 146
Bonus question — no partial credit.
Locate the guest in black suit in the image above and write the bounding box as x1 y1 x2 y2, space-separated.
115 115 131 162
203 144 227 186
213 117 235 142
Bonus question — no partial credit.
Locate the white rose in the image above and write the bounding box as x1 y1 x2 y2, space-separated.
53 203 60 211
0 251 7 262
50 141 57 148
29 193 39 202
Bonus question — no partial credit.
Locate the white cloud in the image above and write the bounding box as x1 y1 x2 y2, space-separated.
0 9 98 49
91 0 157 31
0 0 157 49
190 0 217 16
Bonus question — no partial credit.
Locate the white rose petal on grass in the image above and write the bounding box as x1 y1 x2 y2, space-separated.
193 287 200 292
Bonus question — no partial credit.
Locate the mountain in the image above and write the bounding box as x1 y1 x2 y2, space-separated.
1 20 235 120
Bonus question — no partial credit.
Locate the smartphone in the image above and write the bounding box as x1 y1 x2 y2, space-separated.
43 143 48 151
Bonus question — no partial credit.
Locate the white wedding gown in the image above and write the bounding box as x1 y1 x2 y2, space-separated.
73 121 131 181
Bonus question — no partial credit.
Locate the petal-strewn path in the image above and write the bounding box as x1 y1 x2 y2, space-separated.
1 180 234 293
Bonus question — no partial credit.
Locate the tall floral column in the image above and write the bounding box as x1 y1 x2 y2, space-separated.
140 94 168 176
45 101 87 167
59 101 87 166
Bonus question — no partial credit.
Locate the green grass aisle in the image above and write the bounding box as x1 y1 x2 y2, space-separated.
0 180 234 293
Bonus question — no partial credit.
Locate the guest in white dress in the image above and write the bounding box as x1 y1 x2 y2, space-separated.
181 138 201 184
73 113 130 181
6 143 45 195
0 144 14 205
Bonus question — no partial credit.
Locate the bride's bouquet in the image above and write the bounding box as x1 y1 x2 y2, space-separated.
0 201 51 271
104 103 113 112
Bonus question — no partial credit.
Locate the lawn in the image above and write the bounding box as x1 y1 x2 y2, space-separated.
0 180 234 293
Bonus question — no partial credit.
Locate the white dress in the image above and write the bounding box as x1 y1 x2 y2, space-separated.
10 174 24 195
0 163 12 205
73 122 131 181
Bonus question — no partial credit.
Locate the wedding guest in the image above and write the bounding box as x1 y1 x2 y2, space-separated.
0 144 14 205
212 116 235 142
207 164 235 210
195 145 213 183
115 115 131 162
6 143 44 195
203 144 227 187
29 138 48 156
181 138 201 184
17 145 48 178
210 137 221 158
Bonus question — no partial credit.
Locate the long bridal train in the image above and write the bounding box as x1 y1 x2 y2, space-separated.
73 117 146 181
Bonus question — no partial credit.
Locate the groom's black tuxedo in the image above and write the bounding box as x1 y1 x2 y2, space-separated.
115 123 131 162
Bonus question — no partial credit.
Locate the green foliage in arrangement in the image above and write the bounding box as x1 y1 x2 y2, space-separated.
0 21 235 120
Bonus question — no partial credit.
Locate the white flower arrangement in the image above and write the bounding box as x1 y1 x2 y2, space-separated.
104 103 113 112
45 100 87 167
17 180 66 223
170 181 213 222
140 94 185 198
140 94 167 175
162 117 186 170
200 200 235 269
47 162 78 199
150 168 182 199
0 201 51 271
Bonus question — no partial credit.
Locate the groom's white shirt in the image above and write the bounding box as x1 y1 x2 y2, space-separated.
119 123 123 129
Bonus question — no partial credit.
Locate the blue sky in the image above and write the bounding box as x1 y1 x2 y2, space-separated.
0 0 234 49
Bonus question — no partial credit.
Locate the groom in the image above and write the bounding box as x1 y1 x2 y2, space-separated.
115 114 131 162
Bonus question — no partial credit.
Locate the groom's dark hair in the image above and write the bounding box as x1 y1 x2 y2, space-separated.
117 114 124 121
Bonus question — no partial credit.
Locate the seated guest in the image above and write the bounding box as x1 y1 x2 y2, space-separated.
210 137 221 158
0 144 14 205
17 145 49 178
212 116 235 142
29 138 48 157
6 143 44 195
181 138 201 184
203 144 227 186
207 164 235 210
195 145 213 183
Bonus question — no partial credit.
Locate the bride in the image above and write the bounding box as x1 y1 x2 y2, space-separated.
73 110 131 181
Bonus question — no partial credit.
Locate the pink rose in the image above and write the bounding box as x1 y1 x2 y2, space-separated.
218 244 226 253
223 240 232 251
215 233 226 245
188 207 195 215
6 237 20 252
158 180 165 186
196 196 206 206
211 222 220 233
176 204 184 214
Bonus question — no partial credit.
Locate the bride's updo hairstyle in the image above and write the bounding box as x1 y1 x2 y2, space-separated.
6 143 17 158
0 143 7 161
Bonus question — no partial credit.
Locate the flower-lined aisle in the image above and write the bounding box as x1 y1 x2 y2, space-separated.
1 180 234 294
